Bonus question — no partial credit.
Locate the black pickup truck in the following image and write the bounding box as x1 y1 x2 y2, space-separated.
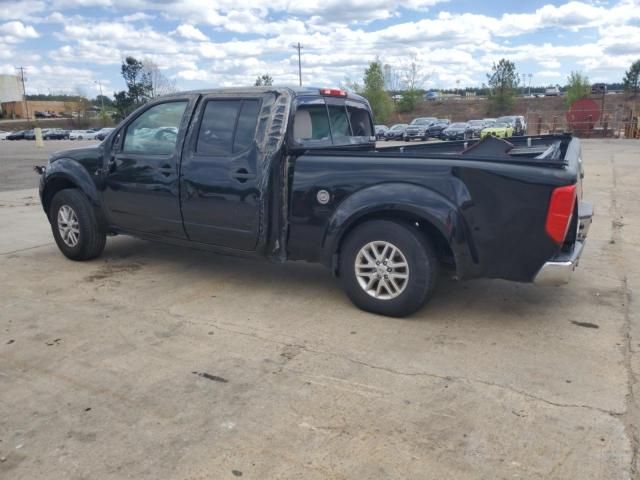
38 87 592 317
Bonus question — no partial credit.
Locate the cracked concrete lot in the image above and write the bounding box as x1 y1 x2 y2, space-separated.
0 139 638 479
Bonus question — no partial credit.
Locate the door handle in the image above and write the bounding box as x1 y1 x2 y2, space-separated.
231 168 255 183
159 164 173 177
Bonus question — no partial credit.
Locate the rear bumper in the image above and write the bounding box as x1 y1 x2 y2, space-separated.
534 201 593 286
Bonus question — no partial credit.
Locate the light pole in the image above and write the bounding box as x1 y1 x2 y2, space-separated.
291 42 303 86
16 66 29 120
94 80 105 126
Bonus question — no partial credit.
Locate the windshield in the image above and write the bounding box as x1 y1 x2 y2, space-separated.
491 122 509 128
410 118 433 125
293 97 374 147
390 124 406 130
468 120 483 126
449 123 467 128
496 117 513 123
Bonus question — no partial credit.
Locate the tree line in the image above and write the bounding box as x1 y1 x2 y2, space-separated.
349 57 640 123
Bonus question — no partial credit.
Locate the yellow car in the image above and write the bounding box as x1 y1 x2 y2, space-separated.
480 122 514 138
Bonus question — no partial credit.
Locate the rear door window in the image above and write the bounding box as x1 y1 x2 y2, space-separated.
196 99 260 155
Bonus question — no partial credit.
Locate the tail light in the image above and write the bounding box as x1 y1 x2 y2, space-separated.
320 88 347 97
545 184 577 244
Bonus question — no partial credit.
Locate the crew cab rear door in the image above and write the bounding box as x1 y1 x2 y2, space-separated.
179 94 262 250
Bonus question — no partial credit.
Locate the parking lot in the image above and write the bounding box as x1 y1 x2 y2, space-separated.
1 139 639 479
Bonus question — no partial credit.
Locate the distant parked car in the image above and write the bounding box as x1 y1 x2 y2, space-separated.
442 122 473 141
0 130 9 140
545 86 561 96
591 83 607 95
384 123 408 141
69 130 97 140
496 115 526 135
23 129 36 140
43 128 70 140
480 122 514 138
7 130 26 140
467 120 489 138
404 117 437 141
95 127 115 141
425 119 450 139
374 125 389 140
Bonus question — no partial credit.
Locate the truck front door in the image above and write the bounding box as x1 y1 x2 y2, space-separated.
102 98 193 238
180 95 262 250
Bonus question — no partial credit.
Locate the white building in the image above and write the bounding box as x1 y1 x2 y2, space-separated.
0 75 23 114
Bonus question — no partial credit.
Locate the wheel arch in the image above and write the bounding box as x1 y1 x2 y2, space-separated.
41 159 103 225
321 183 472 277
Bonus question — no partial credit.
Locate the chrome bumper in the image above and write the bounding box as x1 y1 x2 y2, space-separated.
534 201 593 286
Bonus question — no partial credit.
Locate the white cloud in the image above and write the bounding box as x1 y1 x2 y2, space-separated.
173 24 208 41
122 12 155 22
0 21 39 43
4 0 640 93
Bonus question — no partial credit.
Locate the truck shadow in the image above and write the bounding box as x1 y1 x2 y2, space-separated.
99 236 578 327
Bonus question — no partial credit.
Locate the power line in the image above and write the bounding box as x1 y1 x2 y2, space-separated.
291 42 303 86
16 66 29 120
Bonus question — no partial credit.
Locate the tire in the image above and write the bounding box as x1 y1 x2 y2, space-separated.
339 220 439 317
49 189 106 261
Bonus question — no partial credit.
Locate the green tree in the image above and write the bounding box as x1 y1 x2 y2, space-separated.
121 56 151 105
361 59 393 123
254 74 274 86
564 71 590 106
486 59 518 115
113 90 134 121
623 59 640 97
112 56 152 120
92 95 113 108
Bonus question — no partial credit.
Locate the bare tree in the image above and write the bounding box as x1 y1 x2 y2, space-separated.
142 59 178 98
383 64 401 92
397 60 430 113
402 60 432 91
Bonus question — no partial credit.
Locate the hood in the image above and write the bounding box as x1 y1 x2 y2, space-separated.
48 144 103 174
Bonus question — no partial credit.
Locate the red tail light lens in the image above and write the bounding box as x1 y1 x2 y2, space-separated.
320 88 347 97
545 184 576 244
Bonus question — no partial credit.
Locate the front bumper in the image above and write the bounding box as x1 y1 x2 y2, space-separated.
405 130 427 138
534 201 593 286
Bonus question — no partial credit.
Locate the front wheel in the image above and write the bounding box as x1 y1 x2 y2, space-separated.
339 220 439 317
50 189 106 261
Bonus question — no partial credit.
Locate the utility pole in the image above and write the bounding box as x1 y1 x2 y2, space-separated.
528 73 533 96
16 66 29 120
95 80 105 126
291 42 303 86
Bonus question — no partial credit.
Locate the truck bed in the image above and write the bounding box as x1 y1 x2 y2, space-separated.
340 134 571 169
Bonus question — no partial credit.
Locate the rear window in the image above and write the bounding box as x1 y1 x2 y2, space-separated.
292 97 373 147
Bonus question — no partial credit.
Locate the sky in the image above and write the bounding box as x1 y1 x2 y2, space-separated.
0 0 639 97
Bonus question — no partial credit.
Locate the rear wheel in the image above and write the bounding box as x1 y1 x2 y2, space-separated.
50 189 106 261
339 220 439 317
